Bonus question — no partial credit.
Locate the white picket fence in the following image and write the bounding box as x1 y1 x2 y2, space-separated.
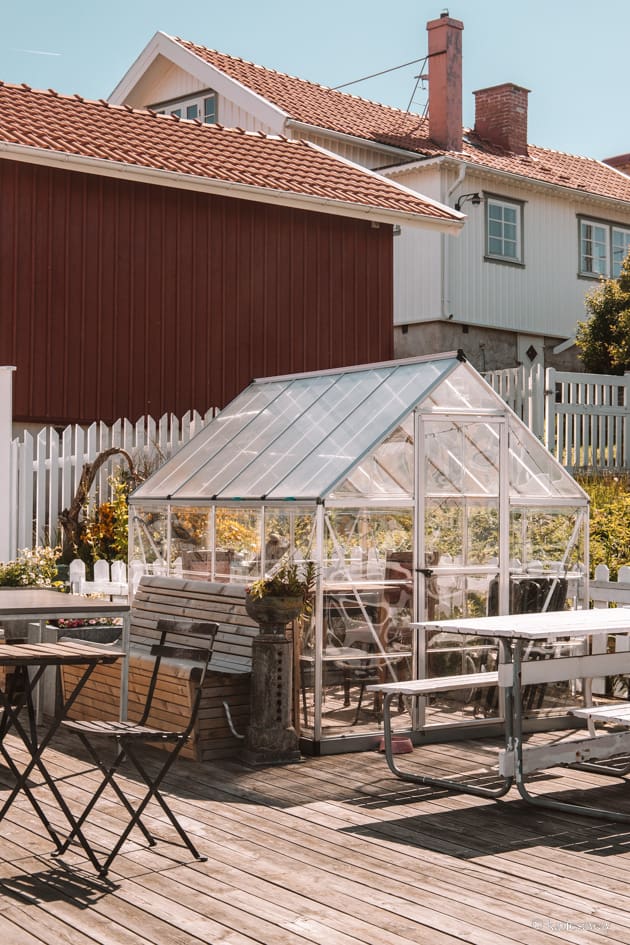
7 410 214 559
484 366 630 471
483 362 546 438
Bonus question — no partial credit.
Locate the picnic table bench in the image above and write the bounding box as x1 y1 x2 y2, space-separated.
61 576 257 760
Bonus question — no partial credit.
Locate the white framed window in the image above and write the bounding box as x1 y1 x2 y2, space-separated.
485 197 523 264
579 217 630 278
613 227 630 277
152 90 217 125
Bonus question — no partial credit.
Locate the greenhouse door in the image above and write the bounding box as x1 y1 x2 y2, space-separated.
415 412 506 716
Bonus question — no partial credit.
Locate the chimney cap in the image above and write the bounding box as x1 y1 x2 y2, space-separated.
427 13 463 31
473 82 531 97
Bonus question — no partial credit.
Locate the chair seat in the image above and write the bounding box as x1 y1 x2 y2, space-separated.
62 719 184 740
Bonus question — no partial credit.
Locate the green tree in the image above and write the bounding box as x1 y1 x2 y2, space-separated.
576 253 630 374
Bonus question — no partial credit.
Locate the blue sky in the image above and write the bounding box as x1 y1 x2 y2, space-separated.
3 0 628 161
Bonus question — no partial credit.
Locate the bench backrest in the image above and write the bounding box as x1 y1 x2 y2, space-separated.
131 575 257 674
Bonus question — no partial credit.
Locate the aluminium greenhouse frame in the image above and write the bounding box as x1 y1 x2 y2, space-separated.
129 353 590 753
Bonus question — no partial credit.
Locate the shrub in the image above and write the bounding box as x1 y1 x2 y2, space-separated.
0 546 62 587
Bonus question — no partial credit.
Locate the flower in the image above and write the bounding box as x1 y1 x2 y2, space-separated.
51 617 122 629
0 547 63 587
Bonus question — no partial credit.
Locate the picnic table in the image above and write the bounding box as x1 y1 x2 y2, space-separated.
369 607 630 822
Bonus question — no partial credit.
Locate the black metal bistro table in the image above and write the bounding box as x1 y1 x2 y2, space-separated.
0 639 124 871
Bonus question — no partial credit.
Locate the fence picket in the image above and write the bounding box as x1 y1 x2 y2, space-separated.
6 410 215 556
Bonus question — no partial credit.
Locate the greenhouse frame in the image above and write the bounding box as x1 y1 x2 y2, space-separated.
129 352 589 754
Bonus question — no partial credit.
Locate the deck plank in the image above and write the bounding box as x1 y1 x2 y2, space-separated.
1 728 630 943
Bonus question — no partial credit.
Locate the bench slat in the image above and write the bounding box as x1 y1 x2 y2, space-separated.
367 671 498 697
571 703 630 725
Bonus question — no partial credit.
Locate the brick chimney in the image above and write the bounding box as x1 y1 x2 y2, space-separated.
427 13 464 152
604 153 630 176
473 83 530 155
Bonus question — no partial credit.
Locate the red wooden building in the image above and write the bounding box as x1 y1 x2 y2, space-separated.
0 84 460 425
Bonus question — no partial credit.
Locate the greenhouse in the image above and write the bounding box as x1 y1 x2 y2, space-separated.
129 352 589 754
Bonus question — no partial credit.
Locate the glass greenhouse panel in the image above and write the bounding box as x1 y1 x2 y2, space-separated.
331 421 414 499
508 424 580 498
214 508 262 581
129 505 169 568
424 420 500 496
266 359 455 499
425 571 497 621
178 375 339 498
263 509 316 573
133 381 293 500
509 506 585 569
171 507 212 575
426 497 500 566
423 362 503 412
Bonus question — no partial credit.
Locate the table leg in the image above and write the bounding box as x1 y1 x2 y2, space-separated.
0 661 114 872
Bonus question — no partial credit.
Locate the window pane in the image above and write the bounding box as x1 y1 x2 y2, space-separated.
612 228 630 277
486 200 521 262
186 104 199 120
204 95 217 123
581 221 608 275
504 207 517 224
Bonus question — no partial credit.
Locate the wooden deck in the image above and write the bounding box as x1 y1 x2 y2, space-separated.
1 728 630 944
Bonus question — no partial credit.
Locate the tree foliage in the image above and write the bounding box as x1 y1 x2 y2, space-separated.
576 253 630 374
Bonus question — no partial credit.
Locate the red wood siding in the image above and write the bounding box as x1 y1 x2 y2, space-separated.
0 160 393 424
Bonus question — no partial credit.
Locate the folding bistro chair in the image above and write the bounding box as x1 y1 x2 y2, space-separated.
57 619 218 876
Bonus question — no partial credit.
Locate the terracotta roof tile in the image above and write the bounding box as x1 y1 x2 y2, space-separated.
174 37 630 205
0 83 457 222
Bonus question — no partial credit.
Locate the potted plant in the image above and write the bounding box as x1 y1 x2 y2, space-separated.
245 562 316 634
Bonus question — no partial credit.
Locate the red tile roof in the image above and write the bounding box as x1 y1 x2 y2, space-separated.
174 37 630 206
0 83 458 223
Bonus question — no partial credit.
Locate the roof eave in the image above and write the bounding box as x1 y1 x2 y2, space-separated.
383 154 630 209
0 141 461 229
286 119 425 163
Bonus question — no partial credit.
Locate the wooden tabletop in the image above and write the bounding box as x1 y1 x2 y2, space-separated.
0 587 129 619
0 640 124 667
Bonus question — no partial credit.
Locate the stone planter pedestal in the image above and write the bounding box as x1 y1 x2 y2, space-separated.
242 594 302 766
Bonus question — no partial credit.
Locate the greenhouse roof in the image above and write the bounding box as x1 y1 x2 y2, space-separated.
131 353 466 503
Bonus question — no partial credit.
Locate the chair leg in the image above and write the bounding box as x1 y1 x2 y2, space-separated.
98 737 205 876
55 734 156 859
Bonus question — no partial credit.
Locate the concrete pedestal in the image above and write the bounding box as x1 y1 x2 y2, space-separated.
242 631 301 766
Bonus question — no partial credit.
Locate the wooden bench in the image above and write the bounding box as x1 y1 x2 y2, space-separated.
62 576 258 761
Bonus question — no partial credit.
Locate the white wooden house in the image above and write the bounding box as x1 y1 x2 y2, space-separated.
110 14 630 374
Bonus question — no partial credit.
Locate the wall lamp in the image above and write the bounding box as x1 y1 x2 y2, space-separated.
454 192 482 212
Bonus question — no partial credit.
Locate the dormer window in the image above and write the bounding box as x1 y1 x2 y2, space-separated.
152 90 217 124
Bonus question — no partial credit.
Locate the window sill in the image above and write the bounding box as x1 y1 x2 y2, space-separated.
483 256 525 269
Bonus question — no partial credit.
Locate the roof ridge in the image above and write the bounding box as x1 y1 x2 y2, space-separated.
172 35 425 120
